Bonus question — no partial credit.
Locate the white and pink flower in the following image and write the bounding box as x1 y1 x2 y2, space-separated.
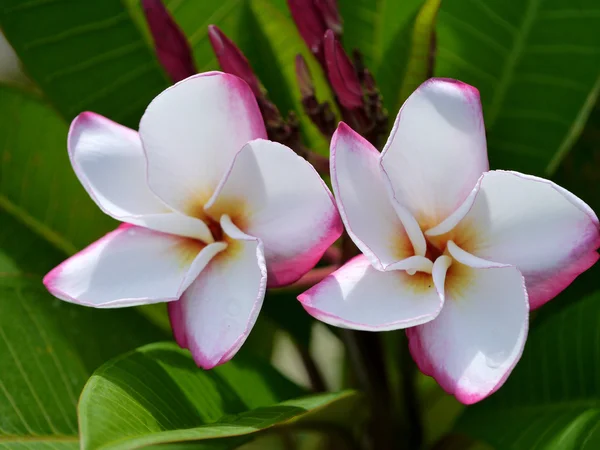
44 72 342 369
299 78 600 404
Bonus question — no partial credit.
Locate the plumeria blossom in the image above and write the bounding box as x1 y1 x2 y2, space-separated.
299 78 600 404
44 72 342 369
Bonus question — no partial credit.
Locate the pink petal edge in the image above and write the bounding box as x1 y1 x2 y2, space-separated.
298 255 443 331
330 122 390 270
406 268 530 405
43 223 191 308
169 237 267 370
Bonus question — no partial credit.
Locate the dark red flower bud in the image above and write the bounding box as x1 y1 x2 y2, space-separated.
207 25 263 98
287 0 328 65
315 0 342 37
142 0 196 83
324 30 363 109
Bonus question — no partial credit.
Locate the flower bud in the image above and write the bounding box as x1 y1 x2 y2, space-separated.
324 30 363 109
142 0 196 83
287 0 328 65
315 0 342 37
207 25 263 98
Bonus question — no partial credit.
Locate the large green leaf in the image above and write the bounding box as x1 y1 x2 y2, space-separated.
435 0 600 175
0 0 168 128
455 291 600 449
79 342 363 450
0 268 167 447
0 85 115 254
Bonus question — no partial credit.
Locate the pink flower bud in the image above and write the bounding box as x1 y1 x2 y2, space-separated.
287 0 328 65
142 0 196 83
324 30 363 109
208 25 263 98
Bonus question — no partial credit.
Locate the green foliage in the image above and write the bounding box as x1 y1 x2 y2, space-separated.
0 0 168 128
0 86 115 254
0 0 599 448
435 0 600 175
0 269 167 447
455 291 600 449
78 342 363 450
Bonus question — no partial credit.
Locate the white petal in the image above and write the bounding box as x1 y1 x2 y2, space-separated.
139 72 267 215
298 255 443 331
168 215 267 369
330 122 423 269
205 139 342 287
407 263 528 404
437 171 600 309
69 112 213 242
43 225 226 308
447 241 509 269
380 78 488 229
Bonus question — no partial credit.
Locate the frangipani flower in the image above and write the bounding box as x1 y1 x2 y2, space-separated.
44 72 342 369
299 78 600 404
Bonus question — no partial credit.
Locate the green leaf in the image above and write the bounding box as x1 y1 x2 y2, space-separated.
0 85 116 255
339 0 429 114
0 0 168 128
79 342 363 450
397 0 441 107
455 291 600 449
0 272 167 447
435 0 600 175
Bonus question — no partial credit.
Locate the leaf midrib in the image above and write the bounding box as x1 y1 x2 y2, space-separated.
486 0 542 127
0 435 78 443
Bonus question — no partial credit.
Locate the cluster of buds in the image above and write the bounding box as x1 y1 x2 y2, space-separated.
288 0 388 148
142 0 388 158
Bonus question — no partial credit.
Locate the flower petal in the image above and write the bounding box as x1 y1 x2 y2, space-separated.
43 224 226 308
139 72 267 216
380 78 488 229
436 171 600 309
407 263 529 404
69 112 213 242
330 122 423 269
298 255 443 331
169 215 267 369
205 139 342 287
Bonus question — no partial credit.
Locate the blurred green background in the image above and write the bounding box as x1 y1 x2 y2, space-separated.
0 0 599 448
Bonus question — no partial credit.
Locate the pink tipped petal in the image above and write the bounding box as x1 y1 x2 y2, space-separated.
298 255 443 331
139 72 267 215
407 264 529 405
446 171 600 308
173 215 267 369
380 78 488 229
43 225 226 308
205 139 342 287
331 122 422 269
69 112 213 242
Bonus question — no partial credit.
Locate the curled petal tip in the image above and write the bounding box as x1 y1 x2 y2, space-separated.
207 24 262 98
142 0 196 83
324 30 363 109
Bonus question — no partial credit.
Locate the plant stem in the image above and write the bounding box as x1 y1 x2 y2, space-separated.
341 329 396 450
400 334 424 449
295 342 327 392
